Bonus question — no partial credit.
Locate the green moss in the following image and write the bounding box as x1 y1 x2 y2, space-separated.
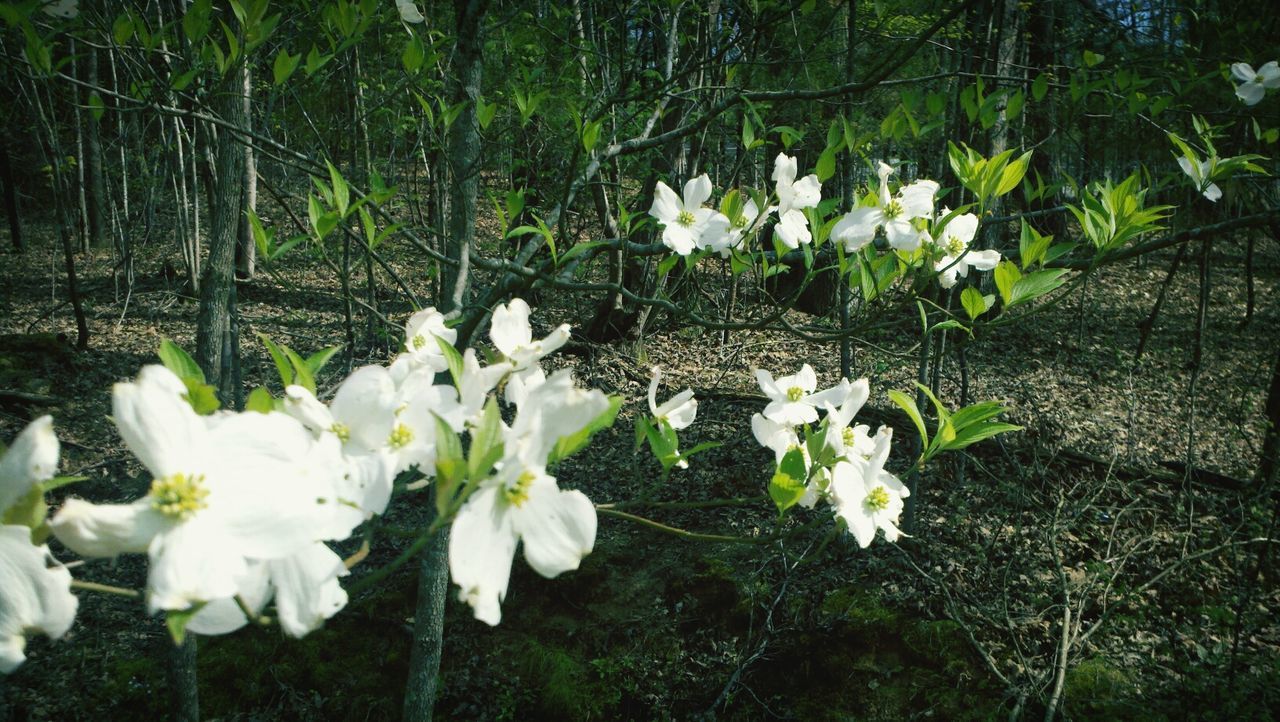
1064 656 1138 719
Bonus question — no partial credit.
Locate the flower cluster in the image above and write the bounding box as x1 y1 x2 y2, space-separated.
649 155 1000 290
0 296 611 665
751 367 909 547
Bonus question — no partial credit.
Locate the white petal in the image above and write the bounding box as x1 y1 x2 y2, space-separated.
898 180 939 219
795 364 817 393
649 181 682 225
146 520 247 613
1177 156 1199 184
1231 62 1257 83
449 486 517 625
832 207 883 251
282 386 335 434
658 391 698 430
1259 61 1280 88
885 219 923 251
330 366 398 451
112 366 205 480
490 299 533 357
935 259 961 289
662 225 697 255
50 498 168 558
948 213 980 245
185 562 271 636
0 526 77 673
790 174 822 209
514 484 596 578
397 1 425 23
682 174 713 210
772 153 797 186
268 543 349 638
0 416 59 517
1236 81 1265 106
775 209 811 248
1203 183 1223 202
762 400 818 427
966 249 1002 271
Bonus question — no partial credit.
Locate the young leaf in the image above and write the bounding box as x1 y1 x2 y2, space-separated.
887 390 928 450
993 260 1021 306
158 339 205 384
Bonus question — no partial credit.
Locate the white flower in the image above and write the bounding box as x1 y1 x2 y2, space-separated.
648 367 697 430
49 366 359 615
396 0 425 23
700 198 763 257
0 416 59 518
771 153 822 249
1177 156 1223 202
811 378 870 457
490 298 570 404
755 364 820 426
828 427 909 548
390 307 457 383
931 213 1001 288
649 175 716 256
833 162 938 252
647 366 698 469
389 374 467 474
0 525 78 673
457 349 513 424
448 371 608 625
41 0 77 18
1231 61 1280 106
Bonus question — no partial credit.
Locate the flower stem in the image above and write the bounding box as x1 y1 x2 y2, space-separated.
70 579 141 598
596 507 771 544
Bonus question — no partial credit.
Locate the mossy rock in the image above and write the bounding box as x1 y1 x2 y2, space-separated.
1063 656 1139 719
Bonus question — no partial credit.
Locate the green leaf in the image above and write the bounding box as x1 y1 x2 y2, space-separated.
434 336 464 389
167 602 208 645
181 379 221 415
304 346 342 377
960 286 990 321
1008 268 1070 307
282 346 316 394
88 92 106 121
245 386 274 413
581 118 602 151
768 447 808 513
477 99 498 131
993 260 1021 306
1032 73 1049 102
327 161 349 217
253 333 291 388
1004 89 1024 120
433 413 465 515
1018 219 1051 269
551 395 623 465
2 485 47 535
816 147 837 182
304 45 332 75
887 390 928 450
1083 50 1104 67
947 422 1022 450
402 35 425 73
272 49 300 84
467 397 505 481
158 339 205 384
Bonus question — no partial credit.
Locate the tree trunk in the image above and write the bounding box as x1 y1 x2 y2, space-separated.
196 58 248 401
1259 344 1280 486
0 141 22 252
403 523 451 722
85 31 108 250
439 0 488 312
236 64 256 280
167 636 199 722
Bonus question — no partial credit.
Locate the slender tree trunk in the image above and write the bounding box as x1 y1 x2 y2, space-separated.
0 142 22 252
196 58 248 401
85 31 108 250
403 518 451 722
1259 343 1280 486
439 0 488 312
167 636 199 722
236 64 256 280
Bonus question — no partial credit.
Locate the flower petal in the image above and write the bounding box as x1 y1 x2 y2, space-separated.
449 486 517 625
146 520 247 614
185 562 271 636
514 484 596 578
112 365 205 480
1236 81 1265 106
268 543 349 638
49 498 168 558
0 525 77 674
1231 62 1257 83
682 174 713 209
649 181 682 225
490 299 533 357
832 207 883 251
0 416 59 518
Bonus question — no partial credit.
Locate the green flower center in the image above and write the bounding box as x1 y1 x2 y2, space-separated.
842 426 857 449
503 471 537 507
731 213 748 229
410 333 428 351
786 386 806 402
388 423 414 450
945 235 966 257
330 422 351 443
884 199 903 219
676 210 696 227
864 485 891 512
149 473 209 520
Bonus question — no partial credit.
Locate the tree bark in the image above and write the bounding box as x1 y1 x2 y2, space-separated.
195 59 248 400
0 141 22 252
235 64 256 280
439 0 488 312
403 523 451 722
166 635 199 722
84 27 108 250
1259 344 1280 486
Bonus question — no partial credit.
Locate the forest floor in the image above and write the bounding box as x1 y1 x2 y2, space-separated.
1 212 1279 721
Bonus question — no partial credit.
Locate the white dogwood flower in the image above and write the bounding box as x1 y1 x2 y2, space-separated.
931 213 1000 288
1177 156 1223 202
833 162 938 252
828 426 909 548
0 416 59 518
755 364 820 426
0 526 78 673
649 175 716 256
1231 61 1280 106
771 153 822 249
